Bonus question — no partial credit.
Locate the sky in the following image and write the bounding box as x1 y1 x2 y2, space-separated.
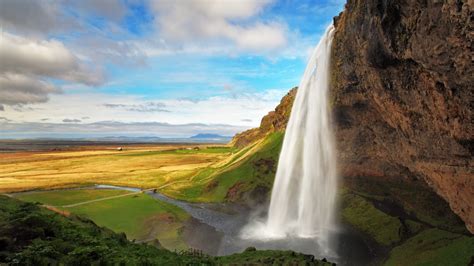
0 0 345 138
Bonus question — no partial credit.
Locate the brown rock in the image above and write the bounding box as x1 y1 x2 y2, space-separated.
331 0 473 233
230 88 297 148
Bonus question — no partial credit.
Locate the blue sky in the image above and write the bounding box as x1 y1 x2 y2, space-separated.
0 0 345 138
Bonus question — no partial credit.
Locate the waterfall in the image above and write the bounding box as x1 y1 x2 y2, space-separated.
241 24 338 251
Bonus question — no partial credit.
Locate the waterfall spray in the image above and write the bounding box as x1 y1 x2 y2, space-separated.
241 24 338 252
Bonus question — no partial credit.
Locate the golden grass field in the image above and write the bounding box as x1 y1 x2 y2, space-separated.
0 144 236 193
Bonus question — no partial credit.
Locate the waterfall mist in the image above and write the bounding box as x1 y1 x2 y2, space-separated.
240 24 338 256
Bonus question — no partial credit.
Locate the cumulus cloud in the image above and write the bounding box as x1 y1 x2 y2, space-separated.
104 102 169 112
0 32 104 85
0 0 62 35
0 73 61 105
0 32 105 106
150 0 287 53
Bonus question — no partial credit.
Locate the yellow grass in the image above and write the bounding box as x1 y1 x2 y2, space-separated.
0 144 232 193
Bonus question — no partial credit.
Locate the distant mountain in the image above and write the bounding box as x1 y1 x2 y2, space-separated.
190 133 230 139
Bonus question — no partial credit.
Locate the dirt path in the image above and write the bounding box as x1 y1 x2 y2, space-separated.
59 190 148 208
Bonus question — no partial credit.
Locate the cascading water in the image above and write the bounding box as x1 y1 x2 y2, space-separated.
241 24 338 254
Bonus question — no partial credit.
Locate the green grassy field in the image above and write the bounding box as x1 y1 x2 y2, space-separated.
15 189 190 251
15 189 130 206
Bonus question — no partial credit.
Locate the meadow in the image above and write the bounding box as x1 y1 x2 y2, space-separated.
0 142 261 251
15 189 190 251
0 144 237 194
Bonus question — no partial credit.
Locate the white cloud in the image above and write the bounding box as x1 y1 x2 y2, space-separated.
0 32 104 85
0 32 105 106
0 0 62 35
0 73 60 105
2 88 288 128
150 0 287 53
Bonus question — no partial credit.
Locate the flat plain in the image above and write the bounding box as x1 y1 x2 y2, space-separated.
0 143 235 194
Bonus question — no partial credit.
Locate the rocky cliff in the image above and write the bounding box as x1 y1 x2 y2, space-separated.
231 88 297 148
231 0 473 234
331 0 473 233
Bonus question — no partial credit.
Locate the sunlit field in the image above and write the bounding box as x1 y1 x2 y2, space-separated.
0 144 236 193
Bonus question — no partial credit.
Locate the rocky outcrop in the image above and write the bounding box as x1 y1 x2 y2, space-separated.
231 88 297 148
331 0 473 233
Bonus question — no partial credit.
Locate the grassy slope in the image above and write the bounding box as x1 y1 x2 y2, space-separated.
163 132 284 203
0 195 330 265
201 132 284 202
15 190 190 251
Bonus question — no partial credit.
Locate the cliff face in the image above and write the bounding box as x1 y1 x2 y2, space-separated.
231 88 297 148
331 0 473 232
230 0 472 233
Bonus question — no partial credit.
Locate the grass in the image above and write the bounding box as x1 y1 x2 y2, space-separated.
160 132 284 203
0 144 233 193
1 195 328 265
15 189 130 206
204 132 283 202
13 189 190 251
384 228 474 266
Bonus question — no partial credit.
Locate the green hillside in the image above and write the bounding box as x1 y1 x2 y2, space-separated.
0 195 332 265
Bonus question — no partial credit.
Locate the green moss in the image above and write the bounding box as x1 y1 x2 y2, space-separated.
341 192 402 246
384 228 474 266
404 220 424 235
344 176 467 234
